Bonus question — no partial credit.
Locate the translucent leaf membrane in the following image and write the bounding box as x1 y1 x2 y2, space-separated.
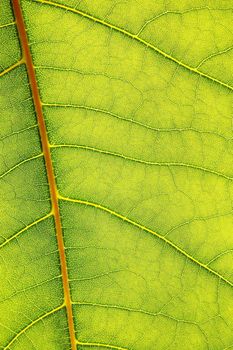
1 0 233 349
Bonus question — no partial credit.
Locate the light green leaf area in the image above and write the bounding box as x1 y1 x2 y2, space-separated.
1 0 233 349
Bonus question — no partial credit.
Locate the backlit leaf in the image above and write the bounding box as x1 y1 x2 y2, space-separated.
1 1 233 349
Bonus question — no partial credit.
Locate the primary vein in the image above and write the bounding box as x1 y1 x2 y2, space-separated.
12 1 76 349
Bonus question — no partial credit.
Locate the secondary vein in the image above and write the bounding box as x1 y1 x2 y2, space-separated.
49 143 233 181
58 193 233 290
3 304 65 350
34 0 233 91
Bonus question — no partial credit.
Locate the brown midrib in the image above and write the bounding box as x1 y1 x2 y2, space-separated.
12 1 76 349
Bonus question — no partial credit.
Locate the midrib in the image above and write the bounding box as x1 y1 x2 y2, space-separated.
12 1 76 349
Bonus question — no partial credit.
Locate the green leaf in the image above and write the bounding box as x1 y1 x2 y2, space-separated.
1 0 233 349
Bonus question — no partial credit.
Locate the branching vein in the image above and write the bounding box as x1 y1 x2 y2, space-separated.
58 193 233 289
0 59 24 77
3 304 64 350
34 0 233 91
0 153 43 178
0 212 52 249
50 143 233 181
76 340 130 350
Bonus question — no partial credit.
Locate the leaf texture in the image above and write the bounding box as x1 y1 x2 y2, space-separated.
1 0 233 349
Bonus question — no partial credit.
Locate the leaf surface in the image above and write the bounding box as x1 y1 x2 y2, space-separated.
1 0 233 349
